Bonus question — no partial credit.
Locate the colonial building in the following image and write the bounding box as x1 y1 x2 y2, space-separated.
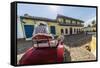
56 15 84 35
19 14 84 40
83 27 96 32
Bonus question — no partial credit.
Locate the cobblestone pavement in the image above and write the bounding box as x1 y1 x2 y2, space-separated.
64 45 96 62
17 39 33 54
63 34 96 62
17 34 96 63
70 47 96 61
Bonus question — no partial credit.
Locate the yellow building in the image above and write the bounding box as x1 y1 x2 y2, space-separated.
20 14 84 40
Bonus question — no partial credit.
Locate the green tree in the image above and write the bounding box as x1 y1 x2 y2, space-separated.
87 24 91 27
91 20 96 27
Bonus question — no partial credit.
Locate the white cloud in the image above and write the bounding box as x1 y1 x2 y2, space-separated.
48 5 60 14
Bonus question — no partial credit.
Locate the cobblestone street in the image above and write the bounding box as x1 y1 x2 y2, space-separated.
63 34 96 62
64 45 96 62
17 34 96 63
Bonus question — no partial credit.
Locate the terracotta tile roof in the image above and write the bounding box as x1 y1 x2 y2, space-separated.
20 16 57 22
57 14 84 23
20 14 84 23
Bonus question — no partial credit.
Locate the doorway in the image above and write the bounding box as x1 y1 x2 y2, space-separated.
70 27 72 35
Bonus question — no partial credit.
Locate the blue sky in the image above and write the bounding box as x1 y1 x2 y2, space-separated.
17 3 96 26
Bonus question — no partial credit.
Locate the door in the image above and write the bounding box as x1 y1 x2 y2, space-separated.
24 25 34 38
61 29 64 34
70 27 72 35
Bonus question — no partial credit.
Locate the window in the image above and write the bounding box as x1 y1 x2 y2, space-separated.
79 29 81 32
74 28 76 33
72 20 76 24
77 21 80 24
65 28 68 34
58 18 63 23
61 29 64 34
66 19 70 24
78 29 80 33
77 29 79 33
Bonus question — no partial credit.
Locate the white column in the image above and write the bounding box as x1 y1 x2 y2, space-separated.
67 27 70 35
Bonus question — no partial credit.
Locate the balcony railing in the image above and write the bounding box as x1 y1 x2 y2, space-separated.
58 23 84 27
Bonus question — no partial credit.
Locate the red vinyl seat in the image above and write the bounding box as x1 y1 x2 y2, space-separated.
19 43 64 65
